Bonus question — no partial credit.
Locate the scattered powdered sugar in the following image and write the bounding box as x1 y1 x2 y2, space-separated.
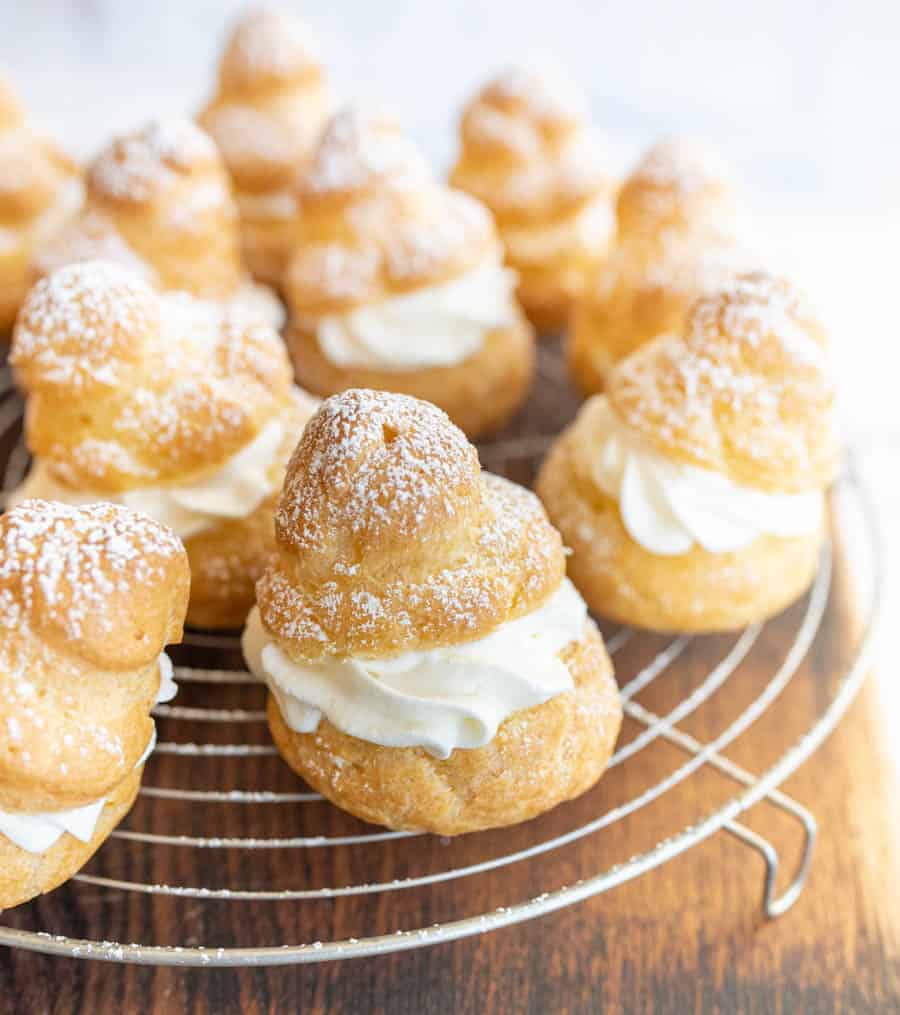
610 272 835 481
0 499 182 641
629 139 733 195
287 243 381 305
687 272 826 367
278 389 478 549
382 190 492 282
486 63 587 124
204 104 298 171
221 5 322 91
12 261 158 393
89 119 218 203
263 391 562 654
619 139 736 232
300 107 430 198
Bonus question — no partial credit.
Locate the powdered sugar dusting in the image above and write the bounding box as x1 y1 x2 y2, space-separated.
89 119 218 203
278 389 479 549
486 62 587 125
262 390 563 657
12 261 158 393
13 262 293 487
0 499 182 641
221 5 322 92
299 107 429 199
618 138 736 234
609 271 837 488
455 65 609 215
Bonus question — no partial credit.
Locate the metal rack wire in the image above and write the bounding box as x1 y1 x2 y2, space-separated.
0 349 883 967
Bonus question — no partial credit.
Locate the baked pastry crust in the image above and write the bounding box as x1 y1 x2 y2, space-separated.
539 272 839 631
255 389 621 833
450 64 615 334
568 139 749 394
0 75 81 335
31 118 281 323
282 108 535 438
0 499 188 907
198 5 335 285
11 261 317 627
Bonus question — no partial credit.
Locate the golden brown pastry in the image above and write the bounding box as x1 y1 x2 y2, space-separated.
31 117 283 329
0 498 189 909
243 388 622 835
283 107 535 439
199 5 335 286
9 260 318 629
569 138 753 395
451 63 615 334
538 272 839 632
0 74 82 335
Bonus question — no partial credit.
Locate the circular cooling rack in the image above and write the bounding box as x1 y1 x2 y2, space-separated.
0 343 883 967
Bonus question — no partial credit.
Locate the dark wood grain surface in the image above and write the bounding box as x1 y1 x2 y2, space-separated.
0 344 897 1013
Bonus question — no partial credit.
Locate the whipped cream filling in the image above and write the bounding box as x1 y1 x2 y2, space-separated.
503 196 614 264
228 279 286 330
584 397 824 556
10 417 286 540
313 258 519 371
0 654 175 855
243 578 587 759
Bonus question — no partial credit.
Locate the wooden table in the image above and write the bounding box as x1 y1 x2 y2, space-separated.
0 346 897 1012
0 535 897 1010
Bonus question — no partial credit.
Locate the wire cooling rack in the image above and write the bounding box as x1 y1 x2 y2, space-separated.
0 344 883 968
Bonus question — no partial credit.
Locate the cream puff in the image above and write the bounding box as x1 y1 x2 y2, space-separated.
0 499 189 909
284 107 536 439
9 261 318 629
0 74 82 335
243 388 621 835
31 117 283 329
569 138 752 395
539 272 839 632
199 4 335 286
450 63 615 334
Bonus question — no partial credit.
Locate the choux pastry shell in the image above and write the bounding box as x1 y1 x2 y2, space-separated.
539 272 839 632
451 63 615 334
244 388 622 834
283 107 535 439
0 499 188 908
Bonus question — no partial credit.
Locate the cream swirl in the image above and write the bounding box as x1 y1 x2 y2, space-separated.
0 654 175 854
10 416 287 540
243 578 587 759
227 279 286 330
582 397 824 555
502 196 614 264
313 258 519 371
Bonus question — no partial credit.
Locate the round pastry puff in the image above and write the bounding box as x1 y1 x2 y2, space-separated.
0 499 189 909
0 769 140 911
567 138 748 397
535 428 825 633
449 64 615 337
268 624 620 835
250 388 622 835
539 271 839 633
287 315 535 441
